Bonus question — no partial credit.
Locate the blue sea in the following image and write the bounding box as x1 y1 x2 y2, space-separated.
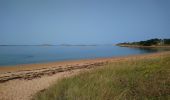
0 45 168 66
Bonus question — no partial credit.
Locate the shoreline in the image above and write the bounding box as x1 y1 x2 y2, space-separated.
117 44 170 48
0 51 170 100
0 51 169 73
0 51 170 82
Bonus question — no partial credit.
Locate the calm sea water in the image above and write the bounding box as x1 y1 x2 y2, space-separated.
0 45 169 66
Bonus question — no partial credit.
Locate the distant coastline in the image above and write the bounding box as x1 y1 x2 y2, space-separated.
117 44 170 48
116 38 170 48
0 44 97 46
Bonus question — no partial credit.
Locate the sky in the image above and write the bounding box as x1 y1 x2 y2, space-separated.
0 0 170 45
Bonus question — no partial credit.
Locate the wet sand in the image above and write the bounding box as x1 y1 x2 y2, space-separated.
0 51 170 100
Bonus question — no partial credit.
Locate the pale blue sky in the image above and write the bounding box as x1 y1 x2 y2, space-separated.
0 0 170 45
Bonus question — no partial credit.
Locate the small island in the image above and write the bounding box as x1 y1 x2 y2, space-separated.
59 44 97 46
117 38 170 48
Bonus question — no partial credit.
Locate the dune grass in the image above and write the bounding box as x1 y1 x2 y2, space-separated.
33 55 170 100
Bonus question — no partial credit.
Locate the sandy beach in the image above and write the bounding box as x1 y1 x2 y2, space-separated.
0 51 170 100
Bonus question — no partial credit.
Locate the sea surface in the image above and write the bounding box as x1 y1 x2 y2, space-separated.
0 45 169 66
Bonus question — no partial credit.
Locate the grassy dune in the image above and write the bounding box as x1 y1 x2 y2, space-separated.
33 55 170 100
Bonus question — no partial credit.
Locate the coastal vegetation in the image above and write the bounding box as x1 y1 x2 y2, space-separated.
33 54 170 100
117 38 170 46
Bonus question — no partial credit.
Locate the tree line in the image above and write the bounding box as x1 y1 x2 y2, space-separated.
117 38 170 46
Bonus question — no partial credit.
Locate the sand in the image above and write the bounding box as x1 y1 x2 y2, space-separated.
0 51 170 100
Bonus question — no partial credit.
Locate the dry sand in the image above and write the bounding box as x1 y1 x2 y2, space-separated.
0 51 170 100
